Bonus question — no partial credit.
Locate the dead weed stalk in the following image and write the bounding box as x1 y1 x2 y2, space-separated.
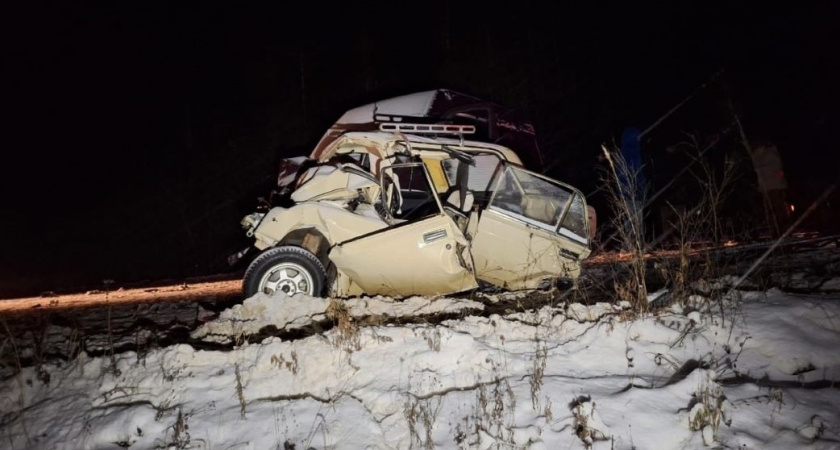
601 145 648 312
235 363 246 419
659 135 738 319
326 299 360 352
1 318 31 445
530 339 547 412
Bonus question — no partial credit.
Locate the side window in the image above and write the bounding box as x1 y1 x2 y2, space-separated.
559 194 588 244
490 167 570 227
381 164 441 222
487 166 588 244
442 154 503 194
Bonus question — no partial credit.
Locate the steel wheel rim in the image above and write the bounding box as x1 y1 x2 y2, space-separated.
259 262 314 296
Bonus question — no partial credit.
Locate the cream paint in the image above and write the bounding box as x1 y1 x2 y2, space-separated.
329 214 478 297
290 163 381 204
470 208 589 290
252 202 388 251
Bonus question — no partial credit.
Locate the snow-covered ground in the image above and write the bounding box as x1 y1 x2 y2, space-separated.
1 284 839 449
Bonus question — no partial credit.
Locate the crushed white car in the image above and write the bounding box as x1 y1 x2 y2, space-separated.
237 122 594 299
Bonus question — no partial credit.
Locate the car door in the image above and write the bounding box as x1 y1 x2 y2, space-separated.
470 165 591 290
329 163 479 297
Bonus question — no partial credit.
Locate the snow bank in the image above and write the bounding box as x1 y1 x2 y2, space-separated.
192 292 485 344
733 289 840 381
2 291 839 449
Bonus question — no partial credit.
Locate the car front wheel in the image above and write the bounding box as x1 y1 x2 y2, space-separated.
242 246 326 298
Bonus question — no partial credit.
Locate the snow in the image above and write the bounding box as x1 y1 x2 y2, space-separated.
2 286 840 449
822 277 840 291
192 292 485 344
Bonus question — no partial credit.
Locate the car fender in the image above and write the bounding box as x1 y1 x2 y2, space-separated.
252 202 388 251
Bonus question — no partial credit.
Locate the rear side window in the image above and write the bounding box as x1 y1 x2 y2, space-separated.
559 194 587 243
488 166 588 244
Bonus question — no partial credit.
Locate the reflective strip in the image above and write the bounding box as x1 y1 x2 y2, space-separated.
423 229 447 243
422 158 450 192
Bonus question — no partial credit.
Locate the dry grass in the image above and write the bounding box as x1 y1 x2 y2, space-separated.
601 145 649 312
599 132 741 315
326 299 360 352
687 373 731 446
235 363 247 419
529 340 547 411
403 394 442 450
270 350 299 374
1 318 31 446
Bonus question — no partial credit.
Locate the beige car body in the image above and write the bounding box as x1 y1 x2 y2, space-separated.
243 131 592 298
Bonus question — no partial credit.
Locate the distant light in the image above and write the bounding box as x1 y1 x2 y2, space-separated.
789 204 795 213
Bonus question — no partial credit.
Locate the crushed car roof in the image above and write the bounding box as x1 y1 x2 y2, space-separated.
311 89 542 168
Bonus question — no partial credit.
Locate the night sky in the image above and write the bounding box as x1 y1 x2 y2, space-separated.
3 3 839 297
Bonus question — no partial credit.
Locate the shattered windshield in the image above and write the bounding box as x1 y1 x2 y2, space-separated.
488 166 588 242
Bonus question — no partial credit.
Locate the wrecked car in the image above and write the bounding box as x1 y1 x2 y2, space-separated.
237 125 593 299
260 89 547 209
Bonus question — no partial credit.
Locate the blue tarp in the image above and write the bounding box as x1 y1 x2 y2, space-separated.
619 127 647 203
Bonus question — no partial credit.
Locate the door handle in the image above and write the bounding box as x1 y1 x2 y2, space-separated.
423 229 447 243
560 248 580 259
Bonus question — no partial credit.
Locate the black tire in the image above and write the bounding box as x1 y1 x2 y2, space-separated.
242 246 327 298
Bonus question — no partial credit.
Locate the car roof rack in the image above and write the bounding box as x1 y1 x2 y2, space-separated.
379 123 476 135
